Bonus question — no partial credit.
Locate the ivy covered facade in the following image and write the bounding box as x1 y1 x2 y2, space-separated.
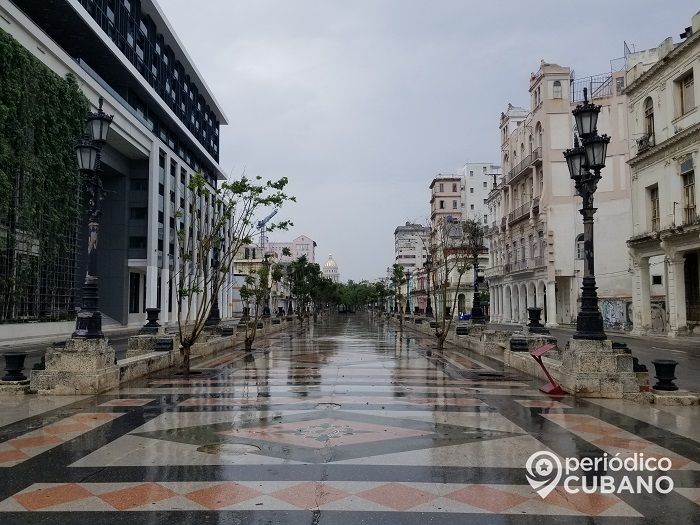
0 0 228 334
0 28 89 322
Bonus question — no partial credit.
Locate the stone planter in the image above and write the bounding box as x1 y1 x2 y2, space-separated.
527 307 543 327
651 359 679 391
140 307 162 335
2 352 28 381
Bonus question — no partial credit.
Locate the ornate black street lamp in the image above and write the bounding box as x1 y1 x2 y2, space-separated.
73 98 113 339
563 87 610 340
405 269 411 314
470 221 486 324
261 255 272 319
424 255 433 317
205 240 222 326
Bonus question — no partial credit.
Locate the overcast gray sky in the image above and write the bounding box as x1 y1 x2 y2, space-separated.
160 1 698 282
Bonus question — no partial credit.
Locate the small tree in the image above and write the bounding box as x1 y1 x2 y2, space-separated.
427 216 478 351
374 281 390 312
238 258 284 351
175 172 294 374
390 264 407 329
286 255 322 324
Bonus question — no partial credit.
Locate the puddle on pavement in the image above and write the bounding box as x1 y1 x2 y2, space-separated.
315 402 341 410
197 443 261 455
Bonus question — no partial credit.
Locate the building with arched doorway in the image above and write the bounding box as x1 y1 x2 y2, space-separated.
485 60 632 328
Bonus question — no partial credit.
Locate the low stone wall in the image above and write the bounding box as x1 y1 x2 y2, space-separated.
119 350 181 384
388 315 562 385
27 317 292 395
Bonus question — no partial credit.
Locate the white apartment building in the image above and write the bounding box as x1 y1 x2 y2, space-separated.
394 222 430 271
267 236 317 263
485 61 632 327
458 163 502 226
626 11 700 336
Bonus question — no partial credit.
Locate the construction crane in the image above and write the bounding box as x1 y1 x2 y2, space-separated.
257 209 278 254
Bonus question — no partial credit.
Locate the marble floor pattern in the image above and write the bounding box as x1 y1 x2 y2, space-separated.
0 316 698 524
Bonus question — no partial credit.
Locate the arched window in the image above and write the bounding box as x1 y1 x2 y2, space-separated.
528 135 533 154
575 234 584 260
553 80 562 99
644 97 654 136
535 122 543 149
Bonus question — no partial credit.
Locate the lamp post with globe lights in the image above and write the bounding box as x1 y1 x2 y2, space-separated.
72 98 113 339
563 87 610 340
405 269 411 315
424 255 433 318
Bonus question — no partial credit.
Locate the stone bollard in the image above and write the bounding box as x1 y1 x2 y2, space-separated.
2 352 28 381
651 359 679 391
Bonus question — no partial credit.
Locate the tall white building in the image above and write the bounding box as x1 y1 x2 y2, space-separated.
458 163 502 226
485 61 632 327
394 222 430 271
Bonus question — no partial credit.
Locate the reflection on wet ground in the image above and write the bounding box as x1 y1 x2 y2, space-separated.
0 314 698 523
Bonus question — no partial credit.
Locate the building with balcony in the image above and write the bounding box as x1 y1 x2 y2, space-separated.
427 175 490 318
1 0 230 333
485 61 632 327
429 174 463 229
394 222 430 271
626 11 700 336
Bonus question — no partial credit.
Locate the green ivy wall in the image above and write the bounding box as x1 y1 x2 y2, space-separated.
0 28 89 321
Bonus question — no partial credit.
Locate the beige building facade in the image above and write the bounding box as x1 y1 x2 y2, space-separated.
486 61 632 328
626 11 700 336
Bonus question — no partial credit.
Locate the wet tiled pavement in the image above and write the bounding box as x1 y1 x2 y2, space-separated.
0 315 699 523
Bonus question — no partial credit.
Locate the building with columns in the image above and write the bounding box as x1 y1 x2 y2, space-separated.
0 0 229 333
485 60 632 328
626 11 700 336
323 254 340 283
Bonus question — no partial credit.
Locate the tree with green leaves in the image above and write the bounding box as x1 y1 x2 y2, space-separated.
390 264 407 329
286 255 323 324
175 172 294 374
239 256 285 351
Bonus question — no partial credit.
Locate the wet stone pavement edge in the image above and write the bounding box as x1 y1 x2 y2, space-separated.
0 314 698 524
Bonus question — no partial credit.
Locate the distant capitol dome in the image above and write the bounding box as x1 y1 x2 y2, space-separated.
323 254 340 282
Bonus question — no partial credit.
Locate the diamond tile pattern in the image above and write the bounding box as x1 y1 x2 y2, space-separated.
544 413 698 470
0 413 122 467
0 318 694 522
0 481 639 514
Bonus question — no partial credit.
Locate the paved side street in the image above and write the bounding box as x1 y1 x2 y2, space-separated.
0 315 699 524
